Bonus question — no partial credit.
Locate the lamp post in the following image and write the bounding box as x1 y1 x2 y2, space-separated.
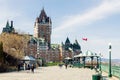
99 52 102 73
108 43 112 77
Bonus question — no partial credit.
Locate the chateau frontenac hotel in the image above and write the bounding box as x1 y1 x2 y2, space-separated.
2 8 82 62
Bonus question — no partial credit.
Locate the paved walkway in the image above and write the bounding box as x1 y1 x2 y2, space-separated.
102 72 119 80
0 66 119 80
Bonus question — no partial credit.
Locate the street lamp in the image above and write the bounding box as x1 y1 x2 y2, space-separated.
108 43 112 77
99 52 102 74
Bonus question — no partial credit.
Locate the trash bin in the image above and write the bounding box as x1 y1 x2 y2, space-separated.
92 74 101 80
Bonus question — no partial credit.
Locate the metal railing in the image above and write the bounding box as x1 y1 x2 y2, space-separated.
101 64 120 78
72 62 120 79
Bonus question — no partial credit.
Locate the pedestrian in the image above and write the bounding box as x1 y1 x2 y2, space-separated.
65 63 68 69
31 64 35 73
23 63 26 70
27 64 30 70
26 64 30 73
94 65 98 72
17 64 20 71
59 64 63 69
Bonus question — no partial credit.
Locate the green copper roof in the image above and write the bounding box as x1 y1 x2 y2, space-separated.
29 37 47 45
51 44 59 49
2 20 15 33
6 21 10 28
73 39 81 50
65 37 70 44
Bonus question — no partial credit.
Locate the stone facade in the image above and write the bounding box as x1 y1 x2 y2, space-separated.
26 9 82 63
34 8 52 48
26 37 48 57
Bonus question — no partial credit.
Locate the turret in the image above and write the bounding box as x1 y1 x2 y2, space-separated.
2 20 15 33
11 21 13 28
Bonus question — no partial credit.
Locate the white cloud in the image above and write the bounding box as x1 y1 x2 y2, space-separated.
0 0 21 33
0 0 120 58
80 37 120 59
51 0 120 58
53 0 120 32
0 0 33 34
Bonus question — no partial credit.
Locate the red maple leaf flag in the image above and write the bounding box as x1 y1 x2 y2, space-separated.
82 38 87 41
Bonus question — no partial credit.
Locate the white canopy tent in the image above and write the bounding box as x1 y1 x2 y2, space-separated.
73 50 100 68
74 50 100 58
23 56 36 61
64 57 72 60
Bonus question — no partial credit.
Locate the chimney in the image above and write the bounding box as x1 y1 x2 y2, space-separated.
11 21 13 27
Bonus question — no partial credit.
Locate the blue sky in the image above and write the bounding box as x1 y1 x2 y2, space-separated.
0 0 120 59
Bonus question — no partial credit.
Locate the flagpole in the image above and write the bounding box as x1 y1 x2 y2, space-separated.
82 37 88 51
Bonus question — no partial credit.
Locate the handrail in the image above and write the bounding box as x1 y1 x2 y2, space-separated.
101 64 120 78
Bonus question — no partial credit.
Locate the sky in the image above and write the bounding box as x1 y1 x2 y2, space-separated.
0 0 120 59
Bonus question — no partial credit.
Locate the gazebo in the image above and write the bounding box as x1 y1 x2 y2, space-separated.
73 50 100 69
64 57 72 64
22 56 36 66
64 57 72 60
23 56 36 61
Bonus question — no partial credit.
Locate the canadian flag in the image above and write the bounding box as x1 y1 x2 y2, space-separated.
82 38 87 41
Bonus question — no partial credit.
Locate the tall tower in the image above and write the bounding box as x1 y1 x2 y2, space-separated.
34 8 52 48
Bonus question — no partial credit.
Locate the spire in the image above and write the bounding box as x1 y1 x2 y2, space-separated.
37 8 50 23
39 8 47 19
65 37 72 50
73 39 81 50
3 20 15 33
75 39 79 45
65 37 70 44
11 21 13 28
6 20 10 28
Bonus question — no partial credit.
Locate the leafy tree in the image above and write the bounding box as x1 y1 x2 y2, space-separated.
0 33 30 59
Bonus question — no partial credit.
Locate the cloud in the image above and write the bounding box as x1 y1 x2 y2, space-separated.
53 0 120 32
80 36 120 59
0 0 21 19
0 0 33 34
0 0 21 33
51 0 120 58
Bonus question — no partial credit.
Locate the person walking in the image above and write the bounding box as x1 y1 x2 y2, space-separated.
65 63 68 69
31 64 35 73
23 63 26 71
27 64 30 70
17 64 20 71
